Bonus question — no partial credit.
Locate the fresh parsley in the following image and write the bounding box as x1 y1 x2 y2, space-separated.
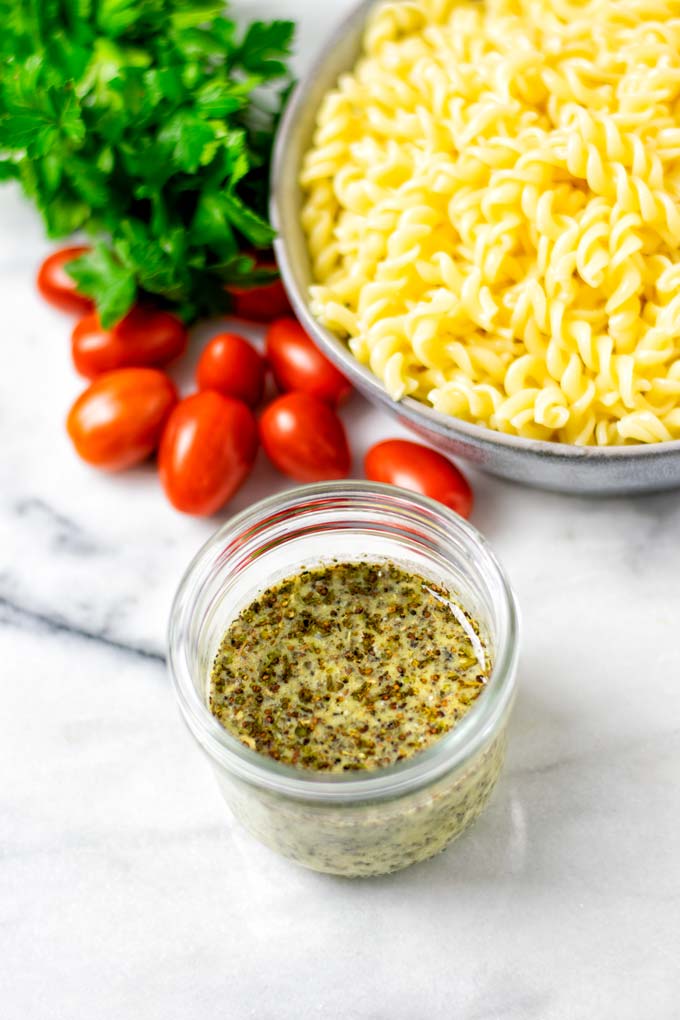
0 1 294 325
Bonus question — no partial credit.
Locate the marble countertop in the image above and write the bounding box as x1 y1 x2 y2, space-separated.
2 3 680 1017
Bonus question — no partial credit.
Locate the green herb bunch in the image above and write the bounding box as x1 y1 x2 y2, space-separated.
0 1 294 325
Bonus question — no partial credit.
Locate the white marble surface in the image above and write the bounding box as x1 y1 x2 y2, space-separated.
2 4 680 1018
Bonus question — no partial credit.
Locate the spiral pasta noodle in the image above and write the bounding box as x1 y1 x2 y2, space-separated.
300 0 680 445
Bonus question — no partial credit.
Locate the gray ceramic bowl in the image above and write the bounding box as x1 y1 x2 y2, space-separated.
270 0 680 494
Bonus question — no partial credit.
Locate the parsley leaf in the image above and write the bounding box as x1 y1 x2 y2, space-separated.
0 2 294 326
238 21 296 78
67 243 137 325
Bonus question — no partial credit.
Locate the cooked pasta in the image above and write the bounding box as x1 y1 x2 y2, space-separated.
300 0 680 445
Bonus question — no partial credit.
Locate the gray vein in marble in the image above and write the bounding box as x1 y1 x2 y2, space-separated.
13 496 105 556
508 728 680 779
0 824 228 863
0 593 165 663
464 988 553 1020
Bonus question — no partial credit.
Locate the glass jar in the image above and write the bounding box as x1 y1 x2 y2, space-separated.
168 482 519 877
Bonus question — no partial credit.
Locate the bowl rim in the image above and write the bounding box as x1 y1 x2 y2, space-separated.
270 0 680 464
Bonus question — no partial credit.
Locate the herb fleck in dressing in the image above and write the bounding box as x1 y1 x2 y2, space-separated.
209 561 489 772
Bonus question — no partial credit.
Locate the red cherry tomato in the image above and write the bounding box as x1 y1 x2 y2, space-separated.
37 247 94 315
67 368 178 472
260 392 351 482
158 392 258 516
195 332 265 408
227 258 291 322
72 305 187 379
265 318 352 405
364 439 473 518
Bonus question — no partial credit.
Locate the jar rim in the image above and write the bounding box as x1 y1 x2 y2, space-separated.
168 481 520 803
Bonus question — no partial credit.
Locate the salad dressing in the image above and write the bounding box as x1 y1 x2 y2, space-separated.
209 560 489 772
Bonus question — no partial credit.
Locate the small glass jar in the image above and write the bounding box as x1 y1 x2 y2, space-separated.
168 482 519 877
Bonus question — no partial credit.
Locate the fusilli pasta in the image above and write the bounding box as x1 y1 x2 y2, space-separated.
300 0 680 444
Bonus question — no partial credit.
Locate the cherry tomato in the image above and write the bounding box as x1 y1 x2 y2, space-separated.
260 392 351 482
158 392 258 516
364 439 473 518
227 257 291 322
265 318 352 405
196 332 265 408
67 368 177 472
37 247 94 315
72 305 187 379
